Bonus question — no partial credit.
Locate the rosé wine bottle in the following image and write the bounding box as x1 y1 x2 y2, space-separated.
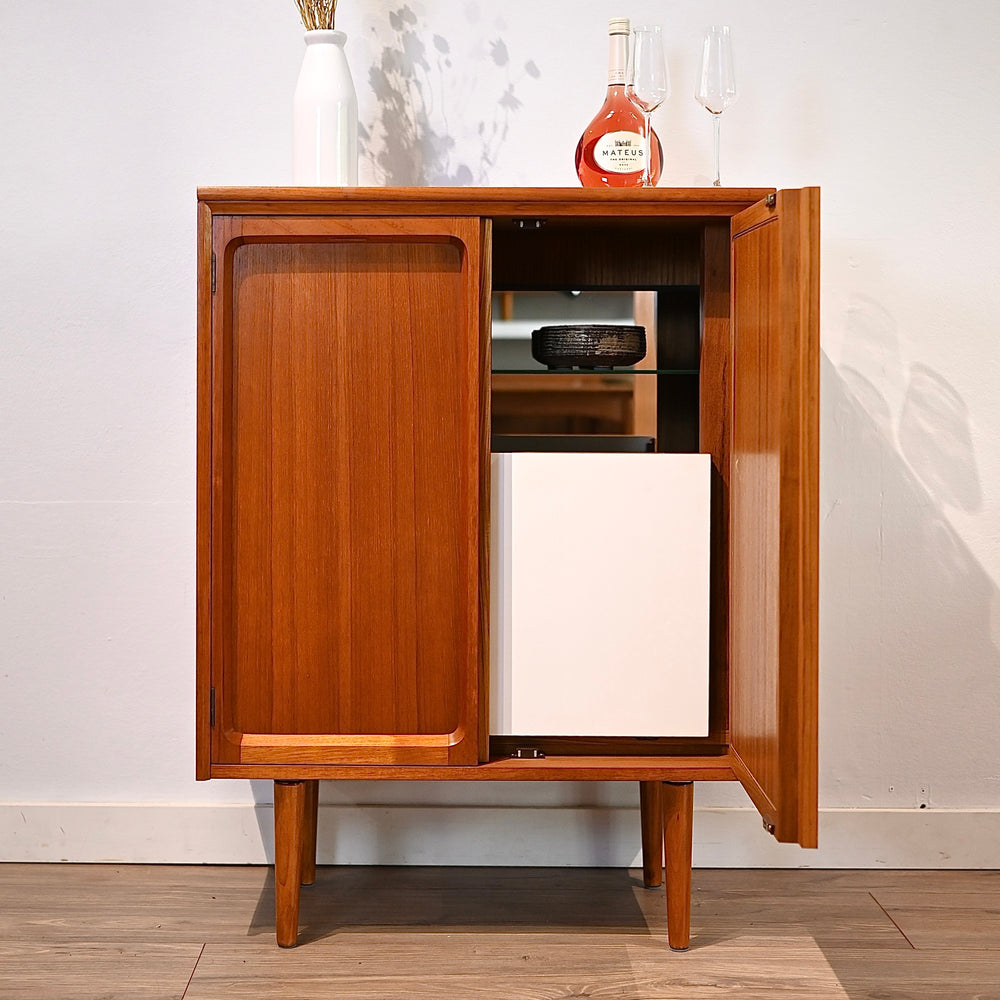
575 17 663 188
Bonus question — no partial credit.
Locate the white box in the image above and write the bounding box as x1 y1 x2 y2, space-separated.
490 452 711 737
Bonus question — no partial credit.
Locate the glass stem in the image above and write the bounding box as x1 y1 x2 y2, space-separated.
643 112 653 187
712 113 721 187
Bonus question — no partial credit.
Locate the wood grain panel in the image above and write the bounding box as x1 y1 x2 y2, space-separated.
729 189 820 846
209 753 737 782
198 186 776 220
730 212 781 813
211 217 485 765
492 223 701 289
700 223 732 745
210 216 244 768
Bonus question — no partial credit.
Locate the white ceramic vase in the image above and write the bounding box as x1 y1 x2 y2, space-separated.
292 29 358 186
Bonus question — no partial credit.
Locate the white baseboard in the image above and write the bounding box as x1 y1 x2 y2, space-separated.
3 802 1000 868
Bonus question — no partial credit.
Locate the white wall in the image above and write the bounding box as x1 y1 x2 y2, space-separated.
2 0 999 867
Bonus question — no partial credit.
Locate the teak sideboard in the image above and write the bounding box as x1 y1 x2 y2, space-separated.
196 186 819 948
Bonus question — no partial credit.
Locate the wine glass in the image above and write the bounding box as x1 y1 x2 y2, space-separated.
695 25 738 186
627 26 670 188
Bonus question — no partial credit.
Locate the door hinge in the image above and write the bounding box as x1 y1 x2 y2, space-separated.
762 817 776 835
765 193 777 208
211 253 217 294
512 746 545 759
209 687 216 727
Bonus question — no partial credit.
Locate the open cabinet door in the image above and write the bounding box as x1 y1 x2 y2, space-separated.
729 188 820 846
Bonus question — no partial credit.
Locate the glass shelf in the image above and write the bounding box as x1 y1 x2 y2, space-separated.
491 368 699 376
492 434 656 453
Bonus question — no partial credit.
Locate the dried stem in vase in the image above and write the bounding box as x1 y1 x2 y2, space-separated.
295 0 338 31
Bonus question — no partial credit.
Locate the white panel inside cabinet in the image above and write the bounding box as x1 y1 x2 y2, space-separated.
490 452 711 737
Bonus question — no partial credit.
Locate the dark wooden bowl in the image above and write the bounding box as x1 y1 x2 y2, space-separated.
531 324 646 370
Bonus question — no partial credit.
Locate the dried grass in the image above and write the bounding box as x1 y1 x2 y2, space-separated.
295 0 337 31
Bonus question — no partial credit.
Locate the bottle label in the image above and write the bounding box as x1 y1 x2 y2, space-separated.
593 130 645 173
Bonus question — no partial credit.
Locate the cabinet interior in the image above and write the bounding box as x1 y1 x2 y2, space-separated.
488 214 732 759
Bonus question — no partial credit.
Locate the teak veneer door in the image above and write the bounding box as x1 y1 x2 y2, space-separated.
205 216 488 767
728 188 820 846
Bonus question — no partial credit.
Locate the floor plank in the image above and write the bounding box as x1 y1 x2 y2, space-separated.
803 947 1000 1000
870 888 1000 950
0 942 203 1000
0 864 271 943
693 868 1000 893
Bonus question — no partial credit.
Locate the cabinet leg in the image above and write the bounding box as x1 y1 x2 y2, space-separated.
639 781 663 888
301 780 319 887
662 781 694 951
274 780 306 947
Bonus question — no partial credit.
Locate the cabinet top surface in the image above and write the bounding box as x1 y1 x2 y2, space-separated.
197 185 777 218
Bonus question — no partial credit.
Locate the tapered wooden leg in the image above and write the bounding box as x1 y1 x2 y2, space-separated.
639 781 663 887
301 780 319 887
662 780 694 951
274 780 306 947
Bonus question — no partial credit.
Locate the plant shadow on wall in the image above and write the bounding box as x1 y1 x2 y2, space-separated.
822 290 1000 818
360 4 540 184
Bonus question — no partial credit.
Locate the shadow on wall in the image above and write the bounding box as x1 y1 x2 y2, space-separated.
822 291 1000 812
837 293 982 514
359 3 540 184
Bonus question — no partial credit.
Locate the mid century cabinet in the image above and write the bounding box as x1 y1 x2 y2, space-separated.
196 186 819 948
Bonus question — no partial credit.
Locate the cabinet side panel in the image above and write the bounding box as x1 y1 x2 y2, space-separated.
195 201 214 779
227 239 473 737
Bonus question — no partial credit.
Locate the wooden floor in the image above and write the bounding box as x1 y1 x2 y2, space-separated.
1 865 999 999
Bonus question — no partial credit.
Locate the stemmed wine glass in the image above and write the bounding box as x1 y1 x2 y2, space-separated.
695 25 738 186
627 26 670 188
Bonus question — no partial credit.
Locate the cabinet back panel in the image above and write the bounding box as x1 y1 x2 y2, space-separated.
225 239 473 737
492 223 701 290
